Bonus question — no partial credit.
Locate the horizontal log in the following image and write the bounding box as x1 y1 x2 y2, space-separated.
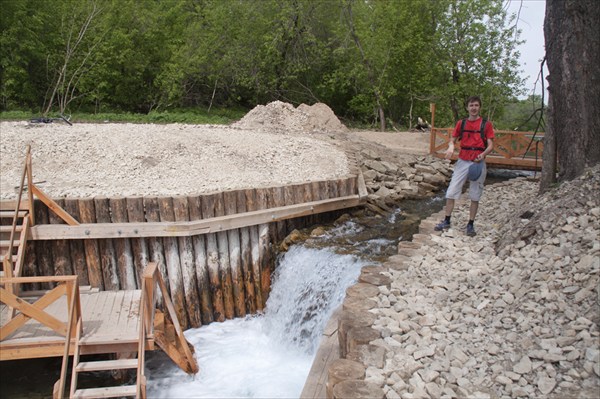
28 194 363 240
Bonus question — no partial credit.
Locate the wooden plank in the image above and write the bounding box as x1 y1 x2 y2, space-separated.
188 195 213 325
215 192 235 320
126 197 148 289
158 197 188 329
173 196 201 328
143 197 168 303
29 195 363 240
78 199 103 289
245 189 263 311
109 197 137 289
33 202 53 289
94 197 119 290
22 240 39 291
30 185 79 226
236 190 255 314
64 199 88 285
255 188 272 309
47 199 73 278
223 191 245 318
0 287 67 337
201 193 225 322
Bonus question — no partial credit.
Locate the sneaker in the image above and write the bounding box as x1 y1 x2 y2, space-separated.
434 219 451 231
466 224 476 236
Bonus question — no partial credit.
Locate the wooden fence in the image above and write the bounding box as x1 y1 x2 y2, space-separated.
430 127 544 171
4 176 362 329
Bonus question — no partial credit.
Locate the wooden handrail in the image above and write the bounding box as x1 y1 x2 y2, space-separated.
143 262 198 374
29 194 363 240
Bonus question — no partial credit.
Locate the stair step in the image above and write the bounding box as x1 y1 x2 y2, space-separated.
72 385 137 398
76 358 138 372
0 210 28 218
0 225 23 233
0 254 18 263
0 239 21 248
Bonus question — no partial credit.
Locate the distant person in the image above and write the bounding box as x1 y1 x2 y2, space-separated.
434 96 494 236
415 117 430 132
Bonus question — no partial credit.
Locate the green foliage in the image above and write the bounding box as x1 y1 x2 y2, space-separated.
0 108 245 124
494 95 545 131
1 0 528 128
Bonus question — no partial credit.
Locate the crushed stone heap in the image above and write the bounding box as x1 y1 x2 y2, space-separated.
232 101 348 134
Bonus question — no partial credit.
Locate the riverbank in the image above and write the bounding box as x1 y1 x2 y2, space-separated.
332 165 599 398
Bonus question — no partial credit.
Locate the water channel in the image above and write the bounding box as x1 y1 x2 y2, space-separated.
0 170 527 397
143 195 446 398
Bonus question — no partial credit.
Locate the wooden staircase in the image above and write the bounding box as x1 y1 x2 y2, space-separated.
0 208 30 282
66 318 146 399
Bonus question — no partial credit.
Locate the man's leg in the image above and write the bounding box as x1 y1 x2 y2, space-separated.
469 200 479 220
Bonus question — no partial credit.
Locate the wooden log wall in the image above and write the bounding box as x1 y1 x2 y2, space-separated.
18 175 359 329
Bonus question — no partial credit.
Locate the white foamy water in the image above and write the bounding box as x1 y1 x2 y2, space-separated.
146 245 370 398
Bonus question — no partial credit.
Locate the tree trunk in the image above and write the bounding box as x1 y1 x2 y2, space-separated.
543 0 600 187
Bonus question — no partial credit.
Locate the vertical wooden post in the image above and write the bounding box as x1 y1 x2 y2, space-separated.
201 193 225 322
283 185 297 233
47 198 73 276
223 191 245 318
245 189 263 311
173 196 201 328
126 197 149 288
143 197 168 304
78 198 103 289
110 197 136 290
63 199 88 285
94 197 119 290
188 195 214 324
255 188 272 309
33 201 54 289
214 192 235 320
158 197 188 329
236 190 255 314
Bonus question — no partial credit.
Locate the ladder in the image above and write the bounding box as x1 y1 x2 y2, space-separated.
54 281 149 399
0 207 31 301
66 319 146 398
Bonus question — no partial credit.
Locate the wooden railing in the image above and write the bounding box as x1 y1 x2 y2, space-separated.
430 127 544 171
143 261 198 374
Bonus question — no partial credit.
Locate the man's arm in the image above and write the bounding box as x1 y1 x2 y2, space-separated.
476 138 494 162
445 137 457 159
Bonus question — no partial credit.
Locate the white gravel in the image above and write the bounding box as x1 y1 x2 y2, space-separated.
0 121 350 199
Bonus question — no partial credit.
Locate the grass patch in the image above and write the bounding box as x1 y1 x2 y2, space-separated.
0 108 247 125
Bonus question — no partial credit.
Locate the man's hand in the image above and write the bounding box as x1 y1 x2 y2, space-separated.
445 143 454 159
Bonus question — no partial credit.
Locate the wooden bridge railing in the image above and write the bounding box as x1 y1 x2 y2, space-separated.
430 127 544 171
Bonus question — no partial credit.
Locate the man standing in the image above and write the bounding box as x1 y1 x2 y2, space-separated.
434 96 495 236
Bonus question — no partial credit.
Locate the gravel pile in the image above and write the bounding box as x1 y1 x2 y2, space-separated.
232 101 348 134
0 121 350 200
365 167 600 398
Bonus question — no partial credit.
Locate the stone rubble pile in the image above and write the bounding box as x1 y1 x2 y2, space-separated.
332 165 600 398
360 149 453 211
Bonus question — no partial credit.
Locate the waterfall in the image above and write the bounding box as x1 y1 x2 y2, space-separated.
146 244 369 398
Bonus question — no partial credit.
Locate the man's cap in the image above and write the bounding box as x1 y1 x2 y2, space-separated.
468 161 484 181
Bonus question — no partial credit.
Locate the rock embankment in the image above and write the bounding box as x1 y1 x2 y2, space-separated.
359 148 452 211
333 166 600 398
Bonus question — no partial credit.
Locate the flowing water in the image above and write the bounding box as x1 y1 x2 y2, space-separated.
144 195 447 398
0 195 445 399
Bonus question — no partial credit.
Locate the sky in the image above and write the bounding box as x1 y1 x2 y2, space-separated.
505 0 547 99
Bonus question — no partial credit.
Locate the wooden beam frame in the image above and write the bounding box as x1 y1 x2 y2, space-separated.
29 194 365 240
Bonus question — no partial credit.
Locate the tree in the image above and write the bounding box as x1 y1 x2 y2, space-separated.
430 0 524 125
541 0 600 190
43 0 105 115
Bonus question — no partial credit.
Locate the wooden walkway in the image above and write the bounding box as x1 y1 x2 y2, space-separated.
0 288 146 360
